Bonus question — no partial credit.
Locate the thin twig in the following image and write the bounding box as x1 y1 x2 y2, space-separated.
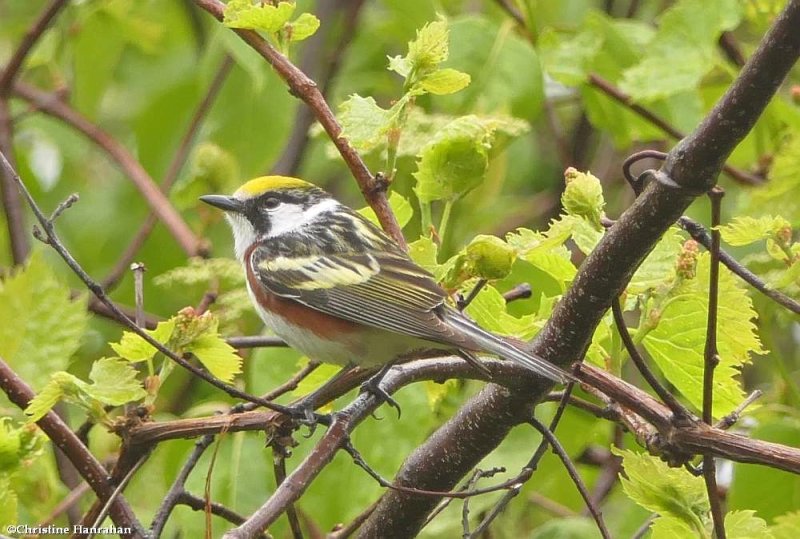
715 390 763 430
151 435 215 537
131 263 146 328
702 186 726 539
611 299 692 420
226 335 289 349
88 455 148 537
469 384 576 537
527 417 611 539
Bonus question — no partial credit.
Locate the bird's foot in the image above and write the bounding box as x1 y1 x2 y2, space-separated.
360 374 401 419
284 402 331 436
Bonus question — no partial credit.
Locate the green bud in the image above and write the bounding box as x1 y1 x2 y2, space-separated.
562 167 605 226
465 235 515 280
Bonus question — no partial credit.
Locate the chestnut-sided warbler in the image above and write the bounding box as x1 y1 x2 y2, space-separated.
200 176 569 396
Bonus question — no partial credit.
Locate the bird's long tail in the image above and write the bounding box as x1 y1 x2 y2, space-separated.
443 310 574 383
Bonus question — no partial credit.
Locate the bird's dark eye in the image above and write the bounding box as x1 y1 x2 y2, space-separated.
264 197 281 210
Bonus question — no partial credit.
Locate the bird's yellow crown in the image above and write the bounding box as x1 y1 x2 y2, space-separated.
235 176 314 198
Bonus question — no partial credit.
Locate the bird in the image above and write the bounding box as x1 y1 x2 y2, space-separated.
200 176 570 414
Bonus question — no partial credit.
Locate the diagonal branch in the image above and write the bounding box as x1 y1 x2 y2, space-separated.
360 2 800 535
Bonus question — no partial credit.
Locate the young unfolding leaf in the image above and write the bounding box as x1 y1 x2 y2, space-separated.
82 357 148 406
642 253 765 416
724 510 770 539
772 511 800 539
414 135 488 203
338 94 403 153
718 215 791 247
388 19 450 79
414 68 471 96
185 333 242 383
111 319 177 363
615 448 709 535
25 359 146 423
223 0 295 33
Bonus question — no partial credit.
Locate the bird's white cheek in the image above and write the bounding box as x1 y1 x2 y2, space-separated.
225 213 257 261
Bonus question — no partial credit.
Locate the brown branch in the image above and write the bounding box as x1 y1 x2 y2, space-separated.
702 187 726 539
576 364 800 474
11 82 203 256
0 357 145 537
361 4 800 534
270 0 366 176
192 0 406 249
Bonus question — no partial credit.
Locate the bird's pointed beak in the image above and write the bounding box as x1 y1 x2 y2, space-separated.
199 194 244 213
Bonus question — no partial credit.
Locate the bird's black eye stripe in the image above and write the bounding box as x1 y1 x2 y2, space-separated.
264 196 281 210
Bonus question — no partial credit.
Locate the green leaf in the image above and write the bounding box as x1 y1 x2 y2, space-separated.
110 319 176 363
338 94 399 152
772 511 800 539
465 284 538 340
642 253 765 416
628 228 684 294
507 226 576 289
408 236 439 272
358 192 414 229
287 12 320 41
413 135 488 203
726 510 771 539
83 357 147 406
24 372 79 423
414 68 471 95
650 516 698 539
223 0 295 33
570 217 604 256
403 18 450 75
614 448 708 534
0 251 88 389
619 0 742 101
718 215 792 246
185 334 242 383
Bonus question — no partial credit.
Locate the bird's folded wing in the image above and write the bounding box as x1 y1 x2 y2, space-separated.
250 247 471 346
